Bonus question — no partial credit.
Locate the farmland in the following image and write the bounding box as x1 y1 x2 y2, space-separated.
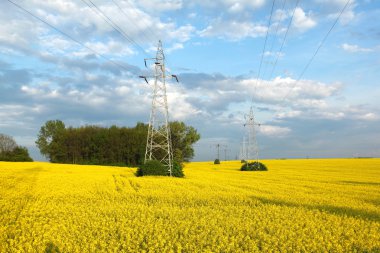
0 159 379 252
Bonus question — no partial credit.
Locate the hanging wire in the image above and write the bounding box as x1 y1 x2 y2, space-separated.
6 0 135 73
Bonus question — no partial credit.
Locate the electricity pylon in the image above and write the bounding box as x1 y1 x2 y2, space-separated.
211 143 226 161
239 136 248 161
243 106 261 163
139 40 178 176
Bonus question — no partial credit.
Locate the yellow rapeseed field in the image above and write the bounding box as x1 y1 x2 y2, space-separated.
0 159 379 252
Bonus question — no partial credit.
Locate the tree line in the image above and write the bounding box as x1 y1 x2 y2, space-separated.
36 120 200 166
0 134 33 162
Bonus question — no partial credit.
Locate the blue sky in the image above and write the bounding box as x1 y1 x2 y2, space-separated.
0 0 379 161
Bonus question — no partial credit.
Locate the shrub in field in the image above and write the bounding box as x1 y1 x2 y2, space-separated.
214 159 220 164
241 159 246 163
241 161 268 171
136 160 185 177
171 161 184 178
136 160 167 177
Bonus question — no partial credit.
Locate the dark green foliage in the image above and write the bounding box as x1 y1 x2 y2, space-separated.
170 121 200 162
171 161 184 178
36 121 147 165
35 120 199 167
0 134 33 162
35 120 66 162
241 161 268 171
136 160 167 177
214 159 220 164
0 146 33 162
241 159 246 163
136 160 185 178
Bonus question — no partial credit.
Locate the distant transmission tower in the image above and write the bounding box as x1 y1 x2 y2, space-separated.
139 40 179 176
242 106 261 164
211 143 226 161
239 136 248 161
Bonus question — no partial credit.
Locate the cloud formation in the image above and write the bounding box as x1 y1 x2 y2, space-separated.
292 7 317 31
199 19 267 40
341 43 374 53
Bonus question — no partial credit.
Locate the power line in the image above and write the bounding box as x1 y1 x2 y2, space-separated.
6 0 133 73
112 0 152 41
268 0 287 55
268 0 300 79
297 0 351 81
247 0 276 127
122 0 160 42
81 0 148 56
241 0 276 168
262 0 287 79
113 0 182 74
252 0 276 104
83 0 147 54
281 0 352 103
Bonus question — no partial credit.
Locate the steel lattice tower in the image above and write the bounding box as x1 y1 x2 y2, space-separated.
239 136 248 161
243 106 260 163
143 40 174 176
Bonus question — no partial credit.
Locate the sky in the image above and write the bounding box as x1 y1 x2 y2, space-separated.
0 0 379 161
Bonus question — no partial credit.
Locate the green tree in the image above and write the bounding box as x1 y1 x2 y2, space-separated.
36 120 66 162
0 134 33 162
170 121 200 162
35 120 199 166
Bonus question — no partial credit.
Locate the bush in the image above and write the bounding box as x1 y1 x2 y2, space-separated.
214 159 220 164
241 159 246 163
241 161 268 171
136 160 167 177
136 160 185 177
171 161 184 178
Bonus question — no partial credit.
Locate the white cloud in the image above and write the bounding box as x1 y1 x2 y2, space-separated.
0 18 44 47
84 40 135 56
166 24 195 42
358 112 379 121
273 9 288 23
166 43 184 53
167 87 202 120
137 0 183 12
341 43 373 53
294 99 328 109
240 77 340 104
276 110 302 119
264 51 284 58
188 0 265 11
292 7 317 31
224 0 265 10
199 19 267 40
1 0 194 56
274 103 379 122
258 125 291 137
317 111 345 120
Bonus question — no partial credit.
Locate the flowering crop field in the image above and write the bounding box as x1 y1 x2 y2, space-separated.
0 159 379 252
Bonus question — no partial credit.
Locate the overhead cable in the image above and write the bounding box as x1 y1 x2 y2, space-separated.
6 0 133 73
268 0 300 79
81 0 148 56
281 0 352 103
